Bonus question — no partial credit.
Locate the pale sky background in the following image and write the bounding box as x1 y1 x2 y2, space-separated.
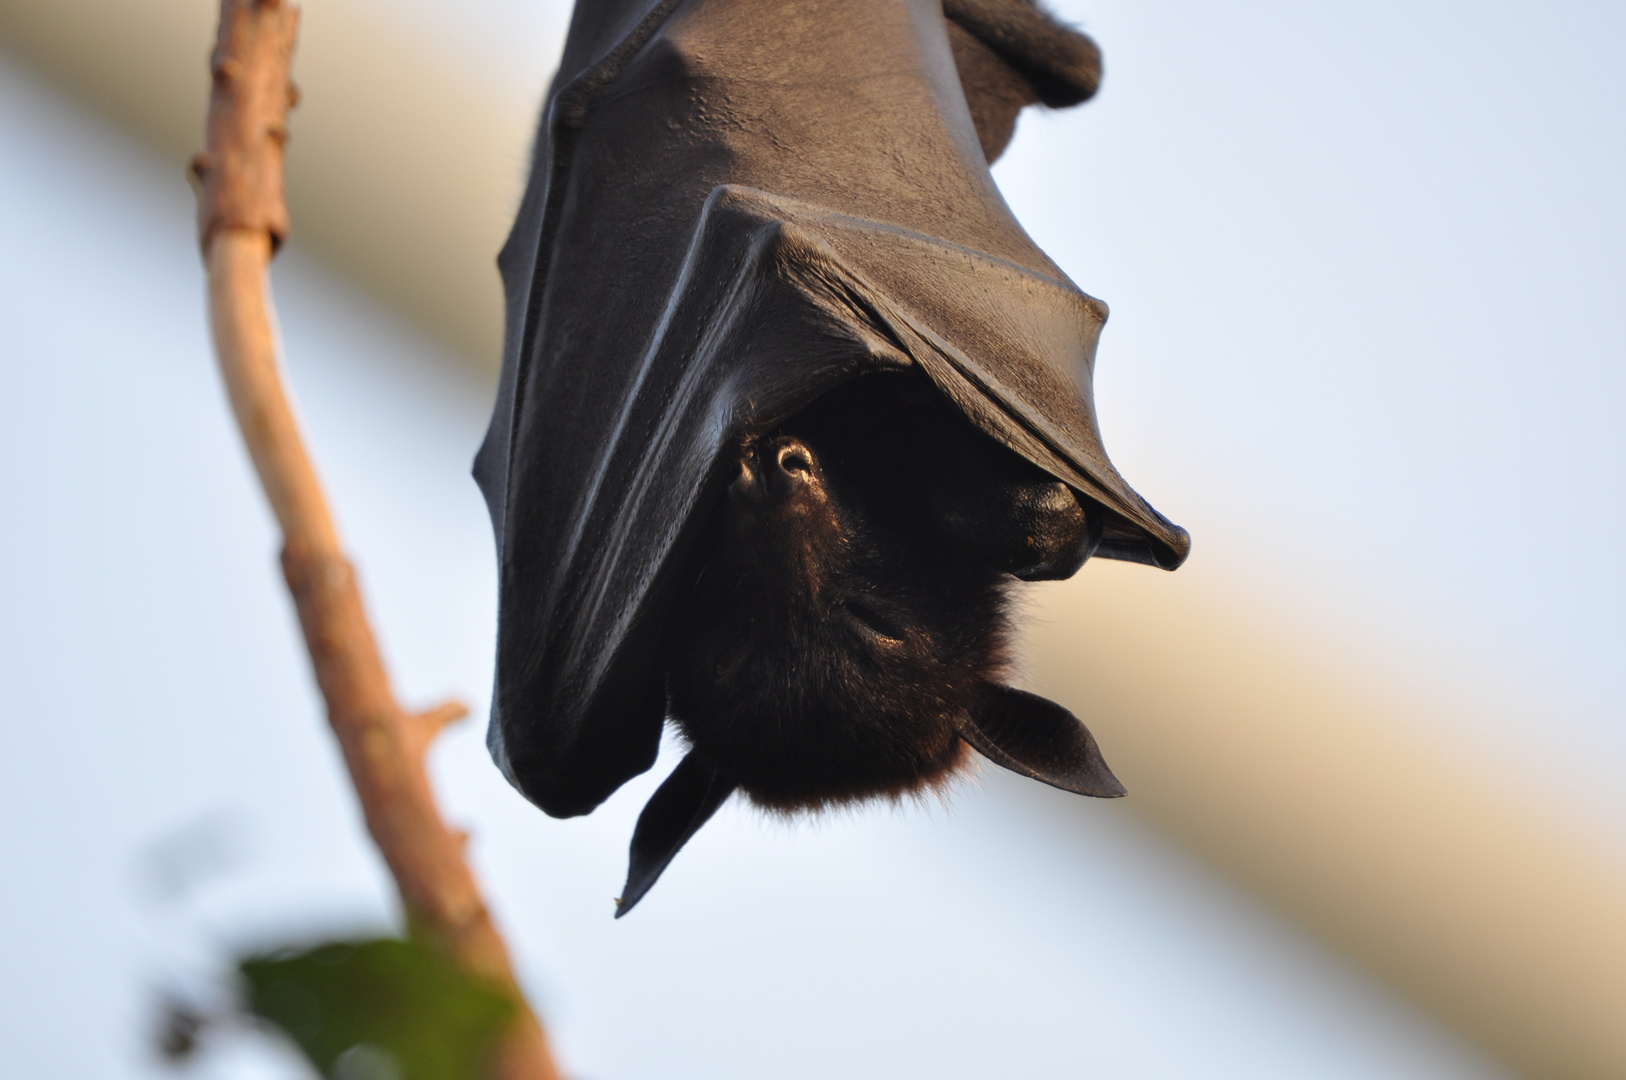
998 0 1626 770
2 0 1622 1076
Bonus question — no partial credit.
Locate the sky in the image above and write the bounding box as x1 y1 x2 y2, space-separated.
0 45 1518 1080
3 0 1624 1075
994 0 1626 764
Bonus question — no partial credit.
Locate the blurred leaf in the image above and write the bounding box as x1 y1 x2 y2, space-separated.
239 935 515 1080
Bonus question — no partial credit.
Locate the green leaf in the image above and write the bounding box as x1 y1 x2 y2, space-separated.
239 934 516 1080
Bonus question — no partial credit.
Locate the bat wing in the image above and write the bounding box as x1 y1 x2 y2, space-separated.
475 0 1189 819
944 0 1104 162
616 750 736 917
961 685 1127 798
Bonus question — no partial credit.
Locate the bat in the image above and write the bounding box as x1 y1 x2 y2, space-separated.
474 0 1190 915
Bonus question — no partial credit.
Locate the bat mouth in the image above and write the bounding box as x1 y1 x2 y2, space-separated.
704 620 756 684
837 597 908 646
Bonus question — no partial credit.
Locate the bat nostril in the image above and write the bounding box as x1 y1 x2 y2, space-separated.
774 441 815 480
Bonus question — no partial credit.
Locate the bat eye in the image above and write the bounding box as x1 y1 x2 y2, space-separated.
840 598 906 645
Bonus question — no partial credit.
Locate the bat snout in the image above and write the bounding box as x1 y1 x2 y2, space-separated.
730 437 827 508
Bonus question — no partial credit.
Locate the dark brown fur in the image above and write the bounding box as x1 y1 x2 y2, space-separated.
663 374 1093 810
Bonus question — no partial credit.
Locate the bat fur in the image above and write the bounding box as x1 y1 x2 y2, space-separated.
665 372 1096 812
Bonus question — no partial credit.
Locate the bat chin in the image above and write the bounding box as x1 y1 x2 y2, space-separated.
730 736 976 815
666 624 1004 813
667 692 976 811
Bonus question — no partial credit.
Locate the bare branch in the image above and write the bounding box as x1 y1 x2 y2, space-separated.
193 3 562 1078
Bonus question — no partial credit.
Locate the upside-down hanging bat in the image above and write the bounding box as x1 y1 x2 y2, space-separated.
475 0 1190 915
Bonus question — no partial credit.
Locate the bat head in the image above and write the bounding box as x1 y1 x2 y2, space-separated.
663 372 1099 810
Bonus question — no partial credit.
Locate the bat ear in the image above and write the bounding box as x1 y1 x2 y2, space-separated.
960 685 1127 798
616 751 736 917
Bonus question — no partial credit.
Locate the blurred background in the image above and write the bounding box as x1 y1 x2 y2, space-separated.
1 0 1622 1077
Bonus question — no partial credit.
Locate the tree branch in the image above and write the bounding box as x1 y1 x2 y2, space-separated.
190 3 561 1077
